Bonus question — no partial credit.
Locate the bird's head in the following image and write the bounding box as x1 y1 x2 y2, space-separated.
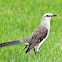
42 13 57 21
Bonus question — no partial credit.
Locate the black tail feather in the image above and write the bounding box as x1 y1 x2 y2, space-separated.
23 45 28 50
26 48 30 53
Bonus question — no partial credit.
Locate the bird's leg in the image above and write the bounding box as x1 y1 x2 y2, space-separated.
23 45 28 50
34 48 36 55
34 47 38 55
34 48 39 59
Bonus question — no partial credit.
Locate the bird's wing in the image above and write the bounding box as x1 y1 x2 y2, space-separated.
26 26 48 53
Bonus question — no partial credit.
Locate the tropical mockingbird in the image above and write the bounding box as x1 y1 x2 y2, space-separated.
0 13 56 54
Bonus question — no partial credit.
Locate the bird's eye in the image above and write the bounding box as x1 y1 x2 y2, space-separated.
47 15 48 17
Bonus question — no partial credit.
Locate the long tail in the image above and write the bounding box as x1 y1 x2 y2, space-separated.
0 40 21 47
0 36 32 47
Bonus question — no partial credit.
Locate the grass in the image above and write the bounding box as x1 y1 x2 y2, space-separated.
0 0 62 62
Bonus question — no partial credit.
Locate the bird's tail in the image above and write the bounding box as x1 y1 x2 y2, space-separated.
0 36 32 47
0 40 21 47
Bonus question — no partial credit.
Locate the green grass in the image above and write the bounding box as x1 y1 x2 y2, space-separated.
0 0 62 62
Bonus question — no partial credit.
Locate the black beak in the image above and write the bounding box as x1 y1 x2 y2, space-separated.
52 15 57 17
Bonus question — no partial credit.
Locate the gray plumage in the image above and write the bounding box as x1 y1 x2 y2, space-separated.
0 25 48 53
26 25 48 53
0 13 56 53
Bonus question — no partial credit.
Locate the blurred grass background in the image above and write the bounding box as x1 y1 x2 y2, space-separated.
0 0 62 62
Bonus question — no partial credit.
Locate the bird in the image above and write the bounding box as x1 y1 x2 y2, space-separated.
0 13 56 54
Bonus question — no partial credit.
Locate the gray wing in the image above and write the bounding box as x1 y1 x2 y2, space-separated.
26 26 48 53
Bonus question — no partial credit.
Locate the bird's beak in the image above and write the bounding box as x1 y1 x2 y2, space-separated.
52 15 57 17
